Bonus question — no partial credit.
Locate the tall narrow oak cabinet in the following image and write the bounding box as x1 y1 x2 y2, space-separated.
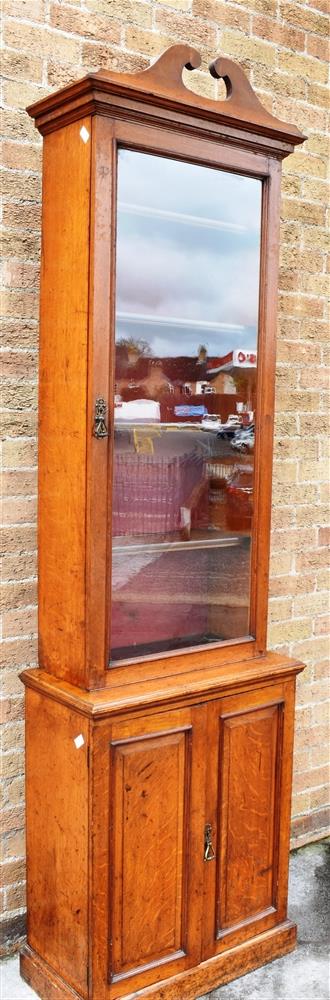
21 46 305 1000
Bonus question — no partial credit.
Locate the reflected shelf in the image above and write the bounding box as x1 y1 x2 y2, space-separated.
114 422 207 430
118 201 248 234
112 536 242 554
116 311 245 333
111 593 248 608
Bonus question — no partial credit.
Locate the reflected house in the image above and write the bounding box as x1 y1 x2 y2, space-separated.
115 342 257 428
115 355 172 400
115 344 211 403
161 354 209 397
206 349 257 415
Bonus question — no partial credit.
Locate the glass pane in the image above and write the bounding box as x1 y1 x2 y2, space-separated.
110 149 261 663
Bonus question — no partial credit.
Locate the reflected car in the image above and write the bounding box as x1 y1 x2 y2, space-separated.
217 414 242 440
231 425 255 452
201 414 222 432
225 465 253 532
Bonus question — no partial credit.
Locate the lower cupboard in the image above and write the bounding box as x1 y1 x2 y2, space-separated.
20 663 300 1000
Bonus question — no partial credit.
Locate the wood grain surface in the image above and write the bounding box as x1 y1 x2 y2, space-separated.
24 689 89 996
38 118 91 686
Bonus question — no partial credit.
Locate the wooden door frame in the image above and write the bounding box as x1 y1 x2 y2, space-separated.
86 118 282 687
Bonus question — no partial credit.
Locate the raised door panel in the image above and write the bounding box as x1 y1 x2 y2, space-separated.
203 683 294 959
218 702 280 930
91 706 205 998
111 730 188 974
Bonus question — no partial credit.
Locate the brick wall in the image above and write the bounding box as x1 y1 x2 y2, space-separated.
1 0 329 955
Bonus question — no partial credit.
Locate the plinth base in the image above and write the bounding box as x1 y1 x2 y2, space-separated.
21 921 297 1000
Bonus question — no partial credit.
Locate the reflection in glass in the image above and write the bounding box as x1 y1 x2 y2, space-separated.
110 150 261 663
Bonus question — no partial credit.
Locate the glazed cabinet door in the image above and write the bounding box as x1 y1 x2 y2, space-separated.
92 705 206 998
202 681 295 959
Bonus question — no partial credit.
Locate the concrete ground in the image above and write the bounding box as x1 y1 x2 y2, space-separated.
1 840 329 1000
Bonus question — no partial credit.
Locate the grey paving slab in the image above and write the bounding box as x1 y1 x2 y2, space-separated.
1 957 36 999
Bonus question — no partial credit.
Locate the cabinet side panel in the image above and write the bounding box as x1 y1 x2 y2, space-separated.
38 119 91 684
25 688 89 996
218 704 280 931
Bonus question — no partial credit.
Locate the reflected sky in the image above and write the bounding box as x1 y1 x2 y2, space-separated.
116 150 262 358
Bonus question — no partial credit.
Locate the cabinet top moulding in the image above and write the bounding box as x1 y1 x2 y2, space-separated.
27 44 305 157
21 650 304 720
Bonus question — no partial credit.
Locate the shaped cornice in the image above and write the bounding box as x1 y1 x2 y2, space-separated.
27 44 305 156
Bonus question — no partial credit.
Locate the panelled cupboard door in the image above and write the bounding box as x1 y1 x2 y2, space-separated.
92 706 206 998
202 681 295 959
